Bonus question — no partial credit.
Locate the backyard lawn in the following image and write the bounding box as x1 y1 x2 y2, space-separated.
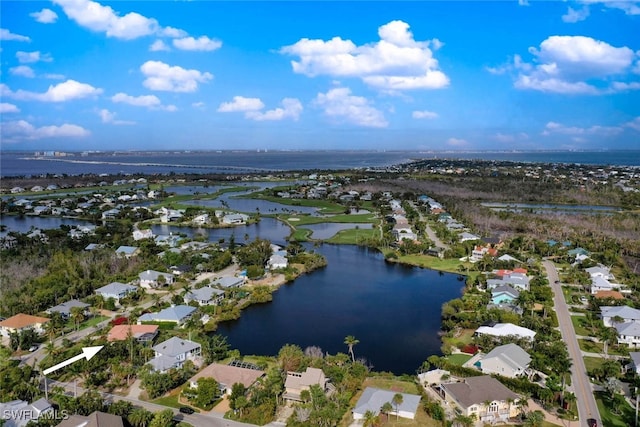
570 315 593 336
446 353 473 366
595 391 634 427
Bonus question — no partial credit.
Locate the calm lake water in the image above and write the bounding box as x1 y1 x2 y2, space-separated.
217 244 464 375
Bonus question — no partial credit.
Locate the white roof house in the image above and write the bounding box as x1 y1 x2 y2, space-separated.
615 322 640 347
601 306 640 327
115 246 139 258
46 299 90 318
149 337 201 372
222 213 249 225
138 270 175 289
353 388 421 420
268 254 288 269
138 305 196 325
475 323 536 340
95 282 137 301
586 265 614 280
133 229 154 241
475 343 531 378
184 287 225 306
214 276 245 289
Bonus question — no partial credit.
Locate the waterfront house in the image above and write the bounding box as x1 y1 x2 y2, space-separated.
137 305 195 326
490 285 520 305
95 282 137 302
268 254 288 269
472 343 531 378
213 276 245 289
192 214 210 225
138 270 175 289
10 187 24 194
148 337 201 373
284 367 328 402
352 388 421 420
107 325 159 343
222 213 249 225
475 323 536 340
0 314 50 337
132 229 154 241
101 208 120 220
183 287 225 306
155 234 180 247
45 299 90 319
439 376 520 423
156 207 184 223
188 363 264 395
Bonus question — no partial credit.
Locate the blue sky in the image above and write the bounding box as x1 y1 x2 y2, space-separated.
1 0 639 151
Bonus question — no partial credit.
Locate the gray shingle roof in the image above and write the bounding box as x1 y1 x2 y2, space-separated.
152 336 201 357
481 343 531 371
353 387 421 417
138 305 195 323
441 376 519 408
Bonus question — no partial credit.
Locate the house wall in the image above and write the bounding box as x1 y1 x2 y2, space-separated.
480 358 520 378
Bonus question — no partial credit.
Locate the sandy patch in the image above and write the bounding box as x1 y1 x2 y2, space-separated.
288 217 300 221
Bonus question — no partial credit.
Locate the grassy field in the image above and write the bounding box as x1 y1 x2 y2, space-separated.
446 353 473 366
595 391 634 427
248 194 346 214
442 329 475 351
583 356 606 374
326 228 379 244
578 339 628 356
287 212 378 225
392 254 470 275
570 315 593 336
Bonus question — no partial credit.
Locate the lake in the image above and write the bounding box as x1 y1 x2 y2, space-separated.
217 243 463 375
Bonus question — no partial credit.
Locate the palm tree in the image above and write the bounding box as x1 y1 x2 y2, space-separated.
128 408 154 427
70 306 85 332
599 326 619 358
344 335 359 362
380 402 393 422
362 410 379 427
392 393 403 420
453 414 474 427
524 410 544 427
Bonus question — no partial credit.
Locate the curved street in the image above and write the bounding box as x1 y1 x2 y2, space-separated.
543 260 601 426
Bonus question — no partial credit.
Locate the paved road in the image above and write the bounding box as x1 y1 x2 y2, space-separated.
543 260 601 426
410 202 449 250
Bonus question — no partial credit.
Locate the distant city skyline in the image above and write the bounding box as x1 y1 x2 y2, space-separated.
1 0 639 151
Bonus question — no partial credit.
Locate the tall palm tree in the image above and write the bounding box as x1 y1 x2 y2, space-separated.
362 410 379 427
380 402 392 422
392 393 403 420
128 408 154 427
344 335 359 362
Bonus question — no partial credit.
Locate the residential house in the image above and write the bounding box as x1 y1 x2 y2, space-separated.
284 367 328 402
184 287 225 306
222 213 249 225
490 285 520 305
614 322 640 347
101 208 120 220
586 265 615 280
268 254 288 269
45 300 90 319
0 398 53 427
352 388 421 420
213 276 245 289
475 323 536 340
459 232 480 242
115 246 139 258
95 282 137 302
138 270 175 289
601 306 640 327
137 305 196 326
471 245 498 262
628 352 640 375
192 214 210 225
590 276 624 295
157 207 184 223
132 229 154 241
439 376 520 423
188 363 264 395
472 343 531 378
148 337 201 372
155 234 181 247
107 325 159 343
57 411 124 427
10 187 25 194
0 314 50 337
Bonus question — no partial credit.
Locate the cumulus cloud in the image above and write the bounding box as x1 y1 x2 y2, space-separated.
247 98 303 121
447 137 468 147
314 87 387 128
0 28 30 42
280 20 449 91
149 40 170 52
53 0 158 39
581 0 640 16
217 96 264 112
16 51 53 63
625 117 640 131
98 108 135 125
111 92 176 111
173 36 222 51
161 26 187 38
192 102 205 109
10 66 35 78
495 35 639 94
562 6 590 23
542 121 623 136
44 73 66 80
2 120 90 141
0 103 20 113
412 110 438 119
30 8 58 24
2 80 102 102
140 60 213 92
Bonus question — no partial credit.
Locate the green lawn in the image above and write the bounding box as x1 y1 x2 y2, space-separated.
442 329 475 350
570 315 594 336
326 228 378 244
595 391 634 427
392 254 470 274
248 194 346 214
579 339 603 354
289 212 378 225
446 353 473 366
583 356 606 375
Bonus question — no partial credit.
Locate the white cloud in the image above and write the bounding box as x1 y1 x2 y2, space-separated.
149 40 170 52
10 66 35 78
140 61 213 92
447 137 468 147
582 0 640 15
30 8 58 24
2 80 103 102
625 117 640 131
192 102 205 108
542 121 622 136
518 0 530 5
98 108 135 125
0 28 30 42
2 120 90 140
609 81 640 91
507 35 638 94
0 103 20 113
111 92 161 107
44 73 66 80
217 96 265 112
161 26 187 38
314 87 387 128
412 110 438 119
280 20 449 91
247 98 303 121
16 51 53 64
562 6 590 23
173 36 222 51
53 0 158 40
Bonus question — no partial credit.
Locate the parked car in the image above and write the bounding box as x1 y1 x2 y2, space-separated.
28 345 39 352
179 407 194 415
587 418 597 427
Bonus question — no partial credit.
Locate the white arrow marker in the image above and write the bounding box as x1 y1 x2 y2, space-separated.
43 346 103 376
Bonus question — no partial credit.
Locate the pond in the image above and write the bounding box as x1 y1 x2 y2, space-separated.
217 243 463 375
